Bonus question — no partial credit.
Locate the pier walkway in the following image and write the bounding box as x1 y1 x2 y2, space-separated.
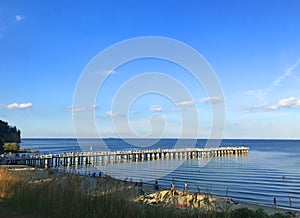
1 146 249 168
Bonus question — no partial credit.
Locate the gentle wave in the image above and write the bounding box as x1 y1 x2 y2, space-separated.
21 138 300 209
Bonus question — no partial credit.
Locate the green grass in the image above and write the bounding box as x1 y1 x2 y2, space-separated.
0 168 290 218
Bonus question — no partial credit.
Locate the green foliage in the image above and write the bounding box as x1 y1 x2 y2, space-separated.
229 208 289 218
0 120 21 153
3 142 20 152
253 208 269 218
231 208 254 218
270 213 290 218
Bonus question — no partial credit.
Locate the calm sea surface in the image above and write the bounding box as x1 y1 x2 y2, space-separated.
21 138 300 209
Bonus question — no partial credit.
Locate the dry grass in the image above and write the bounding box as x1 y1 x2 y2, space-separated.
0 167 289 218
0 167 18 198
0 168 182 218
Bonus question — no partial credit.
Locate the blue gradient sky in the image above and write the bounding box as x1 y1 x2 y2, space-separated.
1 1 300 139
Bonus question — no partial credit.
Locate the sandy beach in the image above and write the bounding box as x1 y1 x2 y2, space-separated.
80 168 300 217
1 165 299 218
133 182 299 217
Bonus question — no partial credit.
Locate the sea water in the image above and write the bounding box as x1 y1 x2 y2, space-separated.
21 138 300 209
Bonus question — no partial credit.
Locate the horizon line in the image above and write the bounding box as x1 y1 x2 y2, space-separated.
21 137 300 141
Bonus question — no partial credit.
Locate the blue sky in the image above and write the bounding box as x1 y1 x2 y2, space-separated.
1 1 300 139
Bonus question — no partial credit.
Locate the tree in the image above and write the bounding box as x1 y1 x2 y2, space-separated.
0 120 21 153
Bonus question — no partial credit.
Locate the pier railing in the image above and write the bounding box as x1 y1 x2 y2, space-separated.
2 146 249 168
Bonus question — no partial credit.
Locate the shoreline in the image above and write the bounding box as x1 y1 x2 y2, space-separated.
1 165 299 217
16 138 300 212
129 179 299 216
96 173 300 214
72 167 300 216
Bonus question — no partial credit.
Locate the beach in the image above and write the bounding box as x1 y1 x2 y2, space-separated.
135 180 299 217
0 165 298 218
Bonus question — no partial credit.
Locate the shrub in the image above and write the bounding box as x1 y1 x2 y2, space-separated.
3 142 19 152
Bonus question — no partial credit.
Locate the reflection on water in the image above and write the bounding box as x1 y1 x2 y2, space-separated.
22 138 300 209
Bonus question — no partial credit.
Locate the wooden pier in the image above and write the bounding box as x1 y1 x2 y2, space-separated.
2 146 248 168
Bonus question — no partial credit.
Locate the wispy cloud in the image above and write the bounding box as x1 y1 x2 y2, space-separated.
178 100 194 106
15 15 24 22
70 105 97 113
245 97 300 112
0 14 25 39
243 90 265 99
6 102 32 110
267 58 300 92
130 110 139 115
105 111 125 118
245 57 300 99
101 69 116 76
199 96 223 104
150 105 162 112
106 111 116 117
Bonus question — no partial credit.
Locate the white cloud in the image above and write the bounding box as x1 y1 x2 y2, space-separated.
15 15 24 22
7 102 32 110
106 111 116 117
0 15 25 39
105 69 115 75
150 105 162 112
70 105 96 113
97 69 116 76
276 97 300 108
105 111 125 118
130 110 139 115
178 100 194 106
199 96 223 104
246 97 300 112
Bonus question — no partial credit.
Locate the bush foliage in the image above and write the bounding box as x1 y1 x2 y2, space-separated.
3 142 20 152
